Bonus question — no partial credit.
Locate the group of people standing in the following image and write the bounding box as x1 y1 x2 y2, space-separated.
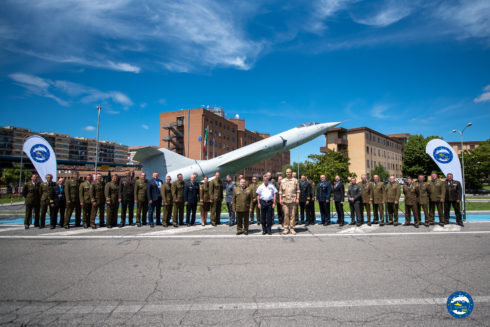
22 167 464 232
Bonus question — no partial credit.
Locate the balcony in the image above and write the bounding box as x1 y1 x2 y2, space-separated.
335 138 348 145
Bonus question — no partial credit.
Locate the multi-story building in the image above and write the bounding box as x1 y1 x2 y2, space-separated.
0 126 129 168
448 141 481 155
159 107 290 177
321 127 406 179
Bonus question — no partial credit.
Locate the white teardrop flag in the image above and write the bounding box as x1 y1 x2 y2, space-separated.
23 135 57 182
425 139 462 183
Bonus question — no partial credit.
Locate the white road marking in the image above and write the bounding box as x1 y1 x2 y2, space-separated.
2 296 489 313
141 225 213 235
1 230 490 239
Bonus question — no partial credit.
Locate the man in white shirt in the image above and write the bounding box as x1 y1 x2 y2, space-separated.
256 175 277 235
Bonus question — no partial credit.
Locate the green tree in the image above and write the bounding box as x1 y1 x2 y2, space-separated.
302 150 355 183
462 139 490 190
402 135 442 177
1 166 32 186
370 163 390 182
282 161 307 177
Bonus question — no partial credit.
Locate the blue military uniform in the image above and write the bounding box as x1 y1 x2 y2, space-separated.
184 180 200 225
316 180 332 225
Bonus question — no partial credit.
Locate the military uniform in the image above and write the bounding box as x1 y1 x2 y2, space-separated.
39 180 55 228
279 177 300 234
403 183 420 226
307 181 316 225
317 180 332 225
199 181 210 218
225 181 236 226
358 181 373 225
161 182 173 226
347 183 362 225
249 182 260 224
171 180 185 225
298 180 312 225
184 180 200 225
64 177 81 227
104 181 119 227
276 181 284 225
385 182 401 225
134 178 148 226
372 181 385 225
90 180 105 227
415 180 430 226
79 180 92 227
209 178 224 225
232 185 254 234
50 183 65 228
444 179 463 225
22 181 40 228
427 179 445 226
119 176 134 226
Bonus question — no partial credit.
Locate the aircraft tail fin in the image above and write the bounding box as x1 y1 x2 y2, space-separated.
134 147 195 177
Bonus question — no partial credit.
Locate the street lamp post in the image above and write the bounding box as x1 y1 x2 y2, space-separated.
94 106 101 176
452 122 472 222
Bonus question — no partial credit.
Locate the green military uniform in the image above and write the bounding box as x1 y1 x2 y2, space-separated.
171 180 185 225
64 178 81 227
358 181 373 225
209 178 224 225
232 185 254 233
79 180 92 227
372 181 385 225
276 181 284 225
90 180 105 227
134 178 148 226
415 180 430 226
403 183 420 226
427 179 445 226
104 181 119 227
249 182 260 224
199 181 210 216
385 181 401 225
39 180 55 228
161 182 173 225
22 181 40 228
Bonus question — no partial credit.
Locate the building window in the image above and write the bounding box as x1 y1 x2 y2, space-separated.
367 160 370 168
366 146 369 154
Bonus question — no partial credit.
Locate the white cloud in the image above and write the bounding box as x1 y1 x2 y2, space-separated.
308 0 357 33
84 125 95 131
474 85 490 103
435 0 490 39
139 102 147 109
9 73 133 108
370 104 390 119
141 124 149 130
351 1 415 27
157 98 166 105
0 0 263 72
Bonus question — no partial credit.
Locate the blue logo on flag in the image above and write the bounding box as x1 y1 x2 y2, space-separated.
433 146 453 164
30 144 50 163
447 291 474 318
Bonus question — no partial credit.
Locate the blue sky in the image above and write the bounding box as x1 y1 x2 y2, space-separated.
1 0 489 162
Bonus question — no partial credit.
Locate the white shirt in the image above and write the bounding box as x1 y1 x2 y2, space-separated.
256 183 277 201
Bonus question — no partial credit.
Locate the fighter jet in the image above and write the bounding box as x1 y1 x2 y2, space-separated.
134 122 340 180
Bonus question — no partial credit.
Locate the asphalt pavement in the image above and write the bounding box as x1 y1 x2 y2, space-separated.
0 222 489 326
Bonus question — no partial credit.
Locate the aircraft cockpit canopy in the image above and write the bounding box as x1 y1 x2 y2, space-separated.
297 122 319 128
